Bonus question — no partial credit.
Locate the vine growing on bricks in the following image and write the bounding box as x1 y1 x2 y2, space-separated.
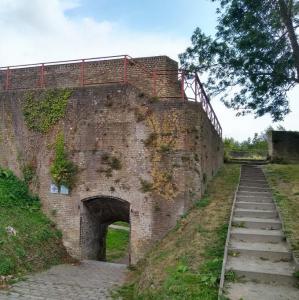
23 89 72 133
50 132 78 189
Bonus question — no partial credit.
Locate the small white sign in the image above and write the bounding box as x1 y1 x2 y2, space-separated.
50 184 59 194
60 185 69 195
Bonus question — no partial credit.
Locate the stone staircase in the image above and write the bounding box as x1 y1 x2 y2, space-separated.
223 165 299 300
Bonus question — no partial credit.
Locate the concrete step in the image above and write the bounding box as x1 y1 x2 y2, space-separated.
236 195 273 203
229 240 291 261
239 185 269 190
237 191 272 197
239 186 271 192
225 282 299 300
240 178 267 182
235 201 275 211
241 177 266 181
230 228 284 243
226 256 297 285
232 216 281 230
234 208 277 219
239 180 268 187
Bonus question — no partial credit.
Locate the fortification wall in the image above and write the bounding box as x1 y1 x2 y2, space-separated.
268 130 299 163
0 84 223 263
0 55 223 263
0 56 179 98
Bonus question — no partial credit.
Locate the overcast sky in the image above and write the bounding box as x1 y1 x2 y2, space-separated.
0 0 298 141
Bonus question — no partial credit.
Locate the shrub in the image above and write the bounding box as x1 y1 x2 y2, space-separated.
50 133 78 188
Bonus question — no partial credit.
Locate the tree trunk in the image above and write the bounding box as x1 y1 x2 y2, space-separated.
278 0 299 82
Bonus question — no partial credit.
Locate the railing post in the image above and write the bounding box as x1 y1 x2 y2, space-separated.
181 70 185 99
40 64 45 88
195 76 198 102
5 67 10 91
80 59 85 87
123 56 128 84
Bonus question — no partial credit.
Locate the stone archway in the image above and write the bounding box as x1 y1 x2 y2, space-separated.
80 196 130 263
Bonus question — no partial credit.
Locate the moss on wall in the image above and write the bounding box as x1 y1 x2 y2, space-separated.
143 111 181 200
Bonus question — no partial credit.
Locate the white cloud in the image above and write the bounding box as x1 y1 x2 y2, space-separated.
0 0 188 66
0 0 298 140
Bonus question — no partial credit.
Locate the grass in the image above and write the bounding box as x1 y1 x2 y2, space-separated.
264 164 299 258
106 227 130 262
112 163 240 300
0 168 72 282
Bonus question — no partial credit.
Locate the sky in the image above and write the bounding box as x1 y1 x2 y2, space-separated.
0 0 298 141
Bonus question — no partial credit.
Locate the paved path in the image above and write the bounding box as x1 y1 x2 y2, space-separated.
109 225 129 232
0 260 127 300
223 165 299 300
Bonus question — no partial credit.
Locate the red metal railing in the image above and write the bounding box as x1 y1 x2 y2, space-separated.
0 55 222 136
153 70 222 136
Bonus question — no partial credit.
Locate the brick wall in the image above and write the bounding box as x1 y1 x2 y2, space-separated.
0 56 223 264
268 131 299 163
0 56 179 99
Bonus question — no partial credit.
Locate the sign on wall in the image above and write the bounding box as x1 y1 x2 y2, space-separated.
50 183 69 195
50 184 59 194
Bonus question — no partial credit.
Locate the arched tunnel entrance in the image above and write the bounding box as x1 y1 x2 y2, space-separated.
80 196 130 264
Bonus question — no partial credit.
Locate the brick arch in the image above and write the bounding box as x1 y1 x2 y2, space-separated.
80 195 130 263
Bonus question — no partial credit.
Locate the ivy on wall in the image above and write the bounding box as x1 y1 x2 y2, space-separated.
23 89 72 133
50 133 77 188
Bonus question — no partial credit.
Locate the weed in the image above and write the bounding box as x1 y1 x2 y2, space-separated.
228 251 240 257
135 109 146 122
50 132 78 188
232 221 246 228
100 153 122 177
140 179 153 193
195 197 210 208
109 157 122 170
158 143 172 153
21 162 37 184
149 96 160 103
294 271 299 278
225 270 237 282
143 133 158 147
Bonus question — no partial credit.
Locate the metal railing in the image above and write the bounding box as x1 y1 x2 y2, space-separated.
0 55 222 137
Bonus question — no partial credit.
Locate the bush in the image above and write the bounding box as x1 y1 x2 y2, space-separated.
50 133 78 188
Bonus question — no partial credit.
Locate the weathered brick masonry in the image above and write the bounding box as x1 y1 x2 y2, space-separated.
268 130 299 163
0 56 223 264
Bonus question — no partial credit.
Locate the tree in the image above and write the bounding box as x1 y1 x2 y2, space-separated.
180 0 299 121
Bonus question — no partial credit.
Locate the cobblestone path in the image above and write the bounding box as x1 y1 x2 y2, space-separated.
0 260 127 300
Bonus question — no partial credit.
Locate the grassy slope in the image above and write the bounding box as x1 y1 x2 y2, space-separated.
264 164 299 258
0 168 71 280
114 164 240 300
106 228 130 262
